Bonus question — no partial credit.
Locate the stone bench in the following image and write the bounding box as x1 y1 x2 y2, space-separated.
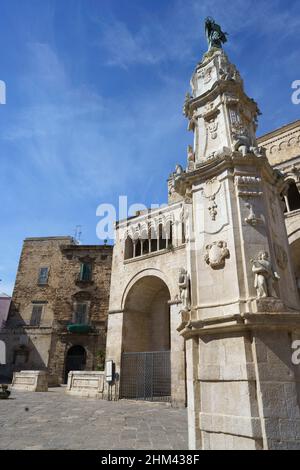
11 370 48 392
66 371 105 398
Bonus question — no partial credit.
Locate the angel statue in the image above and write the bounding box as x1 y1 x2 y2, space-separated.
205 17 228 51
178 268 191 312
251 251 280 299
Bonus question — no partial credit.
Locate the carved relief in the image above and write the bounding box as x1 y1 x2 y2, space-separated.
208 198 218 221
244 202 262 226
204 241 230 269
205 102 214 114
203 178 221 221
236 175 262 198
274 242 288 270
207 118 218 140
199 66 213 84
219 58 242 83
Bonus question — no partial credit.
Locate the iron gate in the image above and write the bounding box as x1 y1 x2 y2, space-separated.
120 351 171 402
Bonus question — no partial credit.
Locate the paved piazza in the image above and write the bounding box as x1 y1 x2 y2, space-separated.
0 387 188 450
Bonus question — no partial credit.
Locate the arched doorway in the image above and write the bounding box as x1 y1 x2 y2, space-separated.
120 275 171 401
64 345 86 383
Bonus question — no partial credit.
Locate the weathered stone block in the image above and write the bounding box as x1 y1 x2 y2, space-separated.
66 370 105 398
11 370 48 392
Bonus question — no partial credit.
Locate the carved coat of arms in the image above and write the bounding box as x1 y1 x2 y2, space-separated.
204 241 230 269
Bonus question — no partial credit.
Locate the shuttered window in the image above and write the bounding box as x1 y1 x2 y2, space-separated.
30 305 43 326
79 263 92 282
74 303 88 324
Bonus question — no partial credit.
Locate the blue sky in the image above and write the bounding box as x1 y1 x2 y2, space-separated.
0 0 299 295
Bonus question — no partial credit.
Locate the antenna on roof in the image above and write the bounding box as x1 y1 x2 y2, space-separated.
74 225 82 245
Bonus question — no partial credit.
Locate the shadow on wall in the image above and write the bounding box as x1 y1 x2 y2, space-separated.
0 302 48 383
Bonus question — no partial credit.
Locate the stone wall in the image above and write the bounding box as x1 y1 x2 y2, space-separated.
258 120 300 166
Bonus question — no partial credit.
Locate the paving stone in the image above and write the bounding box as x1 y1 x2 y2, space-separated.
0 388 187 450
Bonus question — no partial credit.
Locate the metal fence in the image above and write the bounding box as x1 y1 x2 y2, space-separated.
120 351 171 402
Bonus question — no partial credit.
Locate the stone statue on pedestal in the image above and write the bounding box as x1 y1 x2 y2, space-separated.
178 268 191 311
251 251 280 299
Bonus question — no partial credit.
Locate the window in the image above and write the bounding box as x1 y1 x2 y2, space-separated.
30 305 43 326
74 303 88 324
124 237 133 260
38 267 49 285
79 263 92 282
287 182 300 212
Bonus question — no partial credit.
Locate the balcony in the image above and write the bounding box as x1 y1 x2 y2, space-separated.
67 323 93 334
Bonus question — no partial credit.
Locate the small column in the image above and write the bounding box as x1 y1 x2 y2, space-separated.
284 195 291 213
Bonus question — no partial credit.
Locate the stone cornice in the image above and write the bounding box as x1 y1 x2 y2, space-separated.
174 152 283 196
188 80 258 116
258 120 300 144
180 311 300 339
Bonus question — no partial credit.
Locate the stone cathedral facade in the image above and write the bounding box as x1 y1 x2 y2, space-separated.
105 35 300 449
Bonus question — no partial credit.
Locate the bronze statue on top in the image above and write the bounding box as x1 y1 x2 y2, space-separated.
205 17 228 51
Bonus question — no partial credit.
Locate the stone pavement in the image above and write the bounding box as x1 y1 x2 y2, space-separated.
0 387 188 450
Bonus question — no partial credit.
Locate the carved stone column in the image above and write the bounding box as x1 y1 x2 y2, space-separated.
177 44 300 449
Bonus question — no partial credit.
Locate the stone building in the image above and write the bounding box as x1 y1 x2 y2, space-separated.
0 237 112 385
105 22 300 450
0 293 11 329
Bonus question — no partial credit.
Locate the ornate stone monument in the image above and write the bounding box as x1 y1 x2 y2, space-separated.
177 19 300 450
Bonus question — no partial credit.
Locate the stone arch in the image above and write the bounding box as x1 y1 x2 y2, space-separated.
284 179 300 212
121 269 173 310
122 274 171 353
279 140 287 152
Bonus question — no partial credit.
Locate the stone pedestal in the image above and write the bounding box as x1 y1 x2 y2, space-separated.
66 371 105 398
183 313 300 450
11 370 48 392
